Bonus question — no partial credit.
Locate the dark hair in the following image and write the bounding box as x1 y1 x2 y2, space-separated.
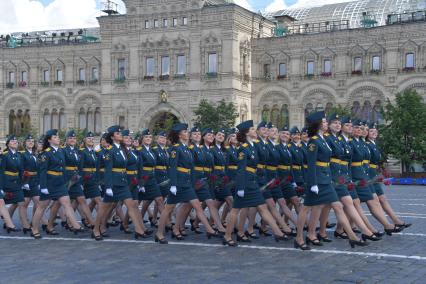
307 121 322 138
42 136 51 151
237 129 248 143
105 132 114 145
168 131 180 145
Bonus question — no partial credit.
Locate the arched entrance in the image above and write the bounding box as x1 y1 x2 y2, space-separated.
149 112 179 133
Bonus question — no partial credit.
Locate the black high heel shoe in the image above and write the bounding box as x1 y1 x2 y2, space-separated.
206 231 221 239
82 218 92 229
70 227 85 235
30 231 42 239
179 229 188 237
191 223 203 234
144 228 154 235
275 234 290 242
91 232 103 241
333 230 348 239
349 239 368 248
326 222 336 229
5 226 20 234
395 222 412 229
384 225 403 236
135 232 150 239
362 233 381 241
155 235 168 244
171 231 185 240
61 221 69 230
237 234 251 242
119 224 133 234
372 231 384 237
149 216 158 228
46 228 59 235
223 238 238 247
294 240 311 250
317 233 332 243
245 231 259 239
306 236 323 246
23 227 32 234
282 228 297 237
258 228 272 237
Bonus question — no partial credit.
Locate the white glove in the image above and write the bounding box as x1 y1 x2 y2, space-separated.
292 182 297 188
138 186 146 193
105 188 113 197
170 186 177 196
98 185 103 191
41 188 49 195
38 185 40 190
81 185 84 190
237 190 244 197
310 185 319 195
22 184 30 191
0 189 4 195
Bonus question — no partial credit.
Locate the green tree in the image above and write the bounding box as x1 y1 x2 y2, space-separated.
380 90 426 173
193 99 239 130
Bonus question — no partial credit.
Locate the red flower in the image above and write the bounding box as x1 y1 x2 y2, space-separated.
141 175 150 182
383 179 392 186
222 176 229 186
382 169 391 178
210 175 218 182
5 192 13 199
23 171 31 178
376 175 384 183
285 175 293 182
295 186 304 194
131 177 138 186
347 182 355 191
359 179 367 187
83 175 91 182
338 176 345 185
195 180 204 190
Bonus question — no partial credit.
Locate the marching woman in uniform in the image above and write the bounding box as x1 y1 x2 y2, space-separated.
91 126 150 240
79 131 102 228
222 120 291 246
350 120 401 235
1 135 26 232
211 128 233 219
19 134 40 233
295 111 367 250
154 123 220 244
366 123 411 229
31 129 84 239
317 114 381 242
63 130 95 229
138 129 164 229
0 157 18 232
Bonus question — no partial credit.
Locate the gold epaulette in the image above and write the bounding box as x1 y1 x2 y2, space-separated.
312 136 318 140
96 148 101 153
349 138 353 141
225 145 230 149
173 143 180 147
106 145 113 150
188 145 194 149
80 147 85 151
242 143 249 148
19 150 25 153
45 148 51 152
152 146 158 149
200 145 204 148
298 144 302 147
253 139 259 143
324 133 330 136
287 143 292 148
338 136 342 141
136 146 142 151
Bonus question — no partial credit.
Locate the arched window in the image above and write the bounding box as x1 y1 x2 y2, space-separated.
304 103 314 121
43 109 51 133
325 102 333 115
280 105 289 128
79 108 86 130
351 101 361 118
270 105 280 127
59 108 66 130
9 110 16 135
95 107 102 133
361 101 372 121
261 105 270 122
87 108 94 132
372 100 383 123
51 109 59 129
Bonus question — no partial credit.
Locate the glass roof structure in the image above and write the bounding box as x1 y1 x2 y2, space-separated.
265 0 426 28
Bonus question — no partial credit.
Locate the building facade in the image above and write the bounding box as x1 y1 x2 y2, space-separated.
1 0 426 137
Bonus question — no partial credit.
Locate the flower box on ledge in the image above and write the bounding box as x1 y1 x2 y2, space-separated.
115 77 126 84
206 72 218 78
370 70 381 75
159 75 170 81
6 82 14 88
351 70 362 75
402 67 415 72
54 80 62 86
143 76 154 80
76 80 85 85
18 81 27 87
305 74 315 79
89 79 98 85
277 75 287 80
174 74 186 79
40 81 49 87
321 72 332 77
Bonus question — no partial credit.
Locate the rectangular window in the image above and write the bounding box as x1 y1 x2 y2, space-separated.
278 63 287 76
56 69 63 81
208 53 217 73
173 18 178 27
118 59 126 79
163 19 168 27
263 64 270 78
43 70 50 82
8 71 15 83
79 68 86 81
183 17 187 26
307 61 315 75
243 55 247 76
145 20 150 29
161 56 170 76
354 57 362 71
372 56 381 71
406 53 414 68
146 57 155 76
177 55 186 74
21 71 28 82
92 67 98 80
154 19 159 28
323 59 332 73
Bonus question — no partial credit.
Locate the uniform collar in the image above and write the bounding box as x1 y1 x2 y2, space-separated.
51 146 58 151
113 142 121 149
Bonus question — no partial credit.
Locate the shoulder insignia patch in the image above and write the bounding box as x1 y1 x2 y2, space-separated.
40 154 47 162
103 153 110 161
106 145 113 150
309 143 316 152
238 151 245 160
170 150 177 159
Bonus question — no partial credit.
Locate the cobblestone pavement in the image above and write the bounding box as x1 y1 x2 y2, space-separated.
1 185 425 283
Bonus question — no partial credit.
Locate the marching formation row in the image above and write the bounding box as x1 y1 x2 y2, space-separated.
0 111 411 250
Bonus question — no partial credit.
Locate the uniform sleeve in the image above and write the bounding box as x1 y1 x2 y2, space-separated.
235 147 248 191
306 140 318 188
39 152 48 189
79 150 85 177
168 146 179 187
0 155 5 190
104 149 113 189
